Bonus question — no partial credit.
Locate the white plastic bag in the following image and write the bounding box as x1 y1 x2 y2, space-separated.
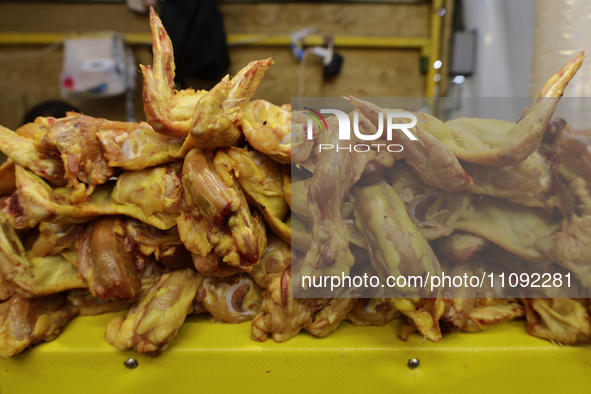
60 33 128 98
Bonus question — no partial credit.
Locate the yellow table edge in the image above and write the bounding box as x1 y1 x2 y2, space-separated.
1 313 591 393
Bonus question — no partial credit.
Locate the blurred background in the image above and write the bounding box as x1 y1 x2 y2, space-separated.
0 0 589 130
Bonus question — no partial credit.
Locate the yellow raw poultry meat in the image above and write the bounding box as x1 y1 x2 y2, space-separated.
31 222 85 257
213 151 268 267
462 151 556 210
250 234 292 289
242 100 292 163
535 127 591 288
6 165 177 230
353 180 440 295
414 51 584 167
0 159 16 196
0 212 85 297
75 217 141 301
288 179 366 250
67 290 132 316
0 124 65 186
0 273 13 301
198 274 262 324
104 269 199 356
435 231 489 264
2 6 591 360
45 114 114 203
179 148 267 273
0 293 77 359
222 147 291 243
251 265 353 342
390 163 559 263
523 298 591 344
437 255 524 333
224 147 288 220
300 116 374 278
111 162 183 220
1 113 187 189
350 96 473 192
96 119 184 170
346 298 400 327
392 298 446 342
462 300 525 332
141 8 272 152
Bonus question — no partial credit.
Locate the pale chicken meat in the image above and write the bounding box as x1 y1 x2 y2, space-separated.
2 112 186 188
176 56 271 152
462 299 525 332
75 217 141 301
288 178 366 250
523 298 591 344
44 114 114 203
414 52 583 167
0 274 13 301
0 251 85 298
0 123 65 186
438 256 524 333
0 293 77 359
250 235 291 289
124 220 192 269
182 149 240 228
0 212 85 297
535 127 591 288
222 147 290 242
31 222 85 257
462 151 556 210
5 165 176 230
391 163 559 263
435 231 490 265
104 269 199 356
0 159 16 197
2 113 118 204
111 162 183 223
350 97 473 192
197 274 262 324
67 289 133 316
179 148 266 273
2 4 591 358
353 180 440 296
301 116 374 278
242 100 293 164
251 265 353 342
191 250 242 277
392 298 445 342
96 120 183 170
141 8 271 152
212 150 268 268
224 147 288 220
346 298 400 327
305 298 356 337
289 179 310 221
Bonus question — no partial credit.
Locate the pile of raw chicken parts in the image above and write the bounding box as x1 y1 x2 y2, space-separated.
1 9 590 358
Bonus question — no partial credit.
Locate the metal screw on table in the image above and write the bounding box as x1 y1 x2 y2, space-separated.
124 358 139 369
407 358 420 369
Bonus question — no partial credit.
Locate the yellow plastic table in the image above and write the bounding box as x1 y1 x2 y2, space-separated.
1 313 590 393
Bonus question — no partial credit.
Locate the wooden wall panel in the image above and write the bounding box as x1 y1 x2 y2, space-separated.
0 3 150 34
0 2 429 128
220 3 430 37
228 46 424 106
